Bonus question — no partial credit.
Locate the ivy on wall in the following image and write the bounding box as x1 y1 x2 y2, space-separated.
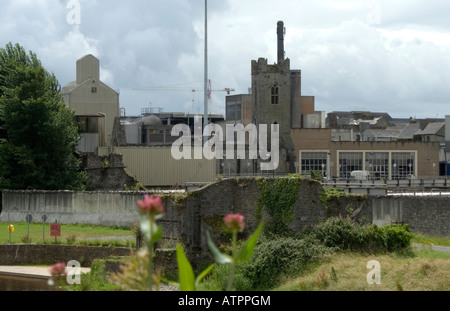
255 174 302 235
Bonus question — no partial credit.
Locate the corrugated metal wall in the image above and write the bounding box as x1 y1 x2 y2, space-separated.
98 146 216 187
78 133 99 153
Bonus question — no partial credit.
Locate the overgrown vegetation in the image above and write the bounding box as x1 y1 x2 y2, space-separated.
255 175 301 235
304 216 413 253
276 251 450 291
199 216 415 291
70 259 125 291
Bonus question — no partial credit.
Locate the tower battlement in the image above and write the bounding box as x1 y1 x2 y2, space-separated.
251 57 291 75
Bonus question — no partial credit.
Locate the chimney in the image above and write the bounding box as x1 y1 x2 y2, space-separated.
277 21 285 62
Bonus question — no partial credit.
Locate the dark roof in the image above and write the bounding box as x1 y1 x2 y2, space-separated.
415 122 445 136
397 123 421 139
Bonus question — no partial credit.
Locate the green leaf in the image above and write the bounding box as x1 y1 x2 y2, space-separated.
237 221 264 263
206 231 233 265
195 264 215 289
151 223 163 243
176 244 195 291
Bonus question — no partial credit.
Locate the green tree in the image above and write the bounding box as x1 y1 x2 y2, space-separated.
0 42 86 190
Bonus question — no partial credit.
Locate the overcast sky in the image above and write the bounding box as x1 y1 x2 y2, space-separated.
1 0 450 119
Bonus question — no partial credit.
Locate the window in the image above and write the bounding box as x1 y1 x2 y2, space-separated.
271 85 279 105
366 152 389 180
226 100 241 121
339 152 363 179
91 87 97 93
301 152 328 177
392 152 415 180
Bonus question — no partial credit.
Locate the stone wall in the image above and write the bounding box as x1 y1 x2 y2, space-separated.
170 177 328 264
2 178 450 263
81 152 139 191
370 196 450 236
0 190 143 227
0 244 132 266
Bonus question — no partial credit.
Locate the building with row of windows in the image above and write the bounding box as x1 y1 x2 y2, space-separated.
62 22 446 186
223 21 443 180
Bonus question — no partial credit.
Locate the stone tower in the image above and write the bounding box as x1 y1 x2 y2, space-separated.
251 21 297 173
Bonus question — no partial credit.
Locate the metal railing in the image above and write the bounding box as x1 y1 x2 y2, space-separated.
322 178 450 189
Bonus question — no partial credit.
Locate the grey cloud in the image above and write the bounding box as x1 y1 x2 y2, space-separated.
0 0 449 118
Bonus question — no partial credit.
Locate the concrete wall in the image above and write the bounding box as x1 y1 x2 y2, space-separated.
0 190 142 227
370 196 450 236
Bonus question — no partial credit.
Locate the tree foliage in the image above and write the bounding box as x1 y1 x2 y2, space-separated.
0 42 86 190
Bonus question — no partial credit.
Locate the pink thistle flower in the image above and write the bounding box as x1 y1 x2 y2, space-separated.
137 195 164 216
224 214 245 232
49 262 67 280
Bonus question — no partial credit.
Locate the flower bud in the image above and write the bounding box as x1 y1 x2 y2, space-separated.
137 195 164 216
224 214 245 232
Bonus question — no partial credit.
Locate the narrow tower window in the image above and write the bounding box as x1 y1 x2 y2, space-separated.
271 85 279 105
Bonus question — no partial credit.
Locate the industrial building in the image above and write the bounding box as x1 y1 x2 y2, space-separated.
61 22 446 186
224 21 442 181
62 54 119 151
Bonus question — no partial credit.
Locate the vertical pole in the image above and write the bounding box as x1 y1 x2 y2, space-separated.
8 212 11 245
27 217 30 244
203 0 208 144
327 152 331 182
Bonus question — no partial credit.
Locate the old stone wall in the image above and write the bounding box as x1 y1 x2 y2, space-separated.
0 244 132 266
1 179 450 262
370 196 450 236
81 152 139 191
177 178 327 262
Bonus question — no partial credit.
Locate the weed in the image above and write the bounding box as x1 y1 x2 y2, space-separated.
66 234 77 244
21 235 30 243
313 269 329 288
330 266 338 283
395 280 404 291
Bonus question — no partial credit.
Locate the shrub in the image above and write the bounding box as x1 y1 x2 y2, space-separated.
378 224 412 252
199 264 253 291
303 217 413 253
241 235 333 290
303 217 370 251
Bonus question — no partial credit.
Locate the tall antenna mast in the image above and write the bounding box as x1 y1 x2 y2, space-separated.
203 0 208 143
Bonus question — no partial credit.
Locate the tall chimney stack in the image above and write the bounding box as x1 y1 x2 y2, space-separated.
277 21 285 62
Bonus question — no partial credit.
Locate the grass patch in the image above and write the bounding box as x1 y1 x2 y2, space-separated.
0 222 134 246
69 259 126 291
199 217 449 292
412 232 450 247
275 249 450 291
